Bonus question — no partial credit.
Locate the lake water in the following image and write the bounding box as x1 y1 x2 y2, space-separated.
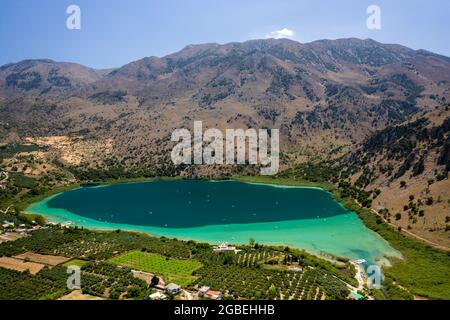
27 180 400 265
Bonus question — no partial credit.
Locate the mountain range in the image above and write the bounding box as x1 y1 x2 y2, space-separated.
0 38 449 245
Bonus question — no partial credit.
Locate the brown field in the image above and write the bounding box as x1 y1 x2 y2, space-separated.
0 257 44 275
0 232 25 243
14 252 71 266
58 290 105 300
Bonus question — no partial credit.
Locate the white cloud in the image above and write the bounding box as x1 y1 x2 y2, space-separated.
266 28 295 40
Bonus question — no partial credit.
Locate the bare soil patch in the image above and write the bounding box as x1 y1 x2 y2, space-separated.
14 252 71 266
0 257 44 275
58 290 105 300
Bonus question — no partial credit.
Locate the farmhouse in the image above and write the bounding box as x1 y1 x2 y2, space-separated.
198 286 210 297
2 221 14 229
198 286 222 300
149 292 166 300
205 290 222 300
155 278 166 290
213 242 242 254
166 283 181 295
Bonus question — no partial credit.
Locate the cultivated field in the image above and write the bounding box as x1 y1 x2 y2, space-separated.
0 257 44 275
14 252 71 266
109 250 202 286
63 259 89 268
59 290 105 300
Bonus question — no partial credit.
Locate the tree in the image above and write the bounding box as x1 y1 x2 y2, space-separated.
222 253 234 265
127 286 141 298
249 238 256 247
268 284 277 300
150 276 159 288
31 215 46 226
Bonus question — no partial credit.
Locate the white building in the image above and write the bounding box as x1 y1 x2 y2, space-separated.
213 242 242 254
166 283 181 295
149 292 167 300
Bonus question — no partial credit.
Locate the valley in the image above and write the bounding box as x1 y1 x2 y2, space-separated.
0 38 449 301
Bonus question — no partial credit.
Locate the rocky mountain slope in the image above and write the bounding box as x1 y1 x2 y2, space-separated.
0 38 449 245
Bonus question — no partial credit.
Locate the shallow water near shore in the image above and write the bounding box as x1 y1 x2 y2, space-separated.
27 180 401 265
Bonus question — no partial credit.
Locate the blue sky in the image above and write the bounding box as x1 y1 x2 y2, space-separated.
0 0 449 69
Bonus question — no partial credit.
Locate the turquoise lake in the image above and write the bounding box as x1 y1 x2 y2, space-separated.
27 180 401 265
